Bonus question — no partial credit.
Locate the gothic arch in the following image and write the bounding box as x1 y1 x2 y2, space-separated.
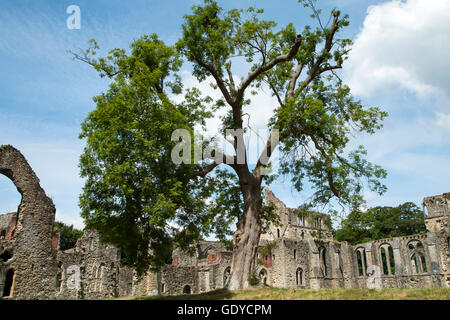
0 145 57 299
407 240 428 274
0 145 56 237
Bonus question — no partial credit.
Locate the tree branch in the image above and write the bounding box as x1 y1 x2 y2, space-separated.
225 61 236 95
192 162 219 177
296 11 341 92
235 34 303 103
286 61 304 100
69 50 120 78
190 53 234 106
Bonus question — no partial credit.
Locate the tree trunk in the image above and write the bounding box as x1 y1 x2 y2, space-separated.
228 178 262 290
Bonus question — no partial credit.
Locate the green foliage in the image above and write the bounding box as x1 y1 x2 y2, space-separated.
257 242 278 266
78 34 224 275
335 202 427 245
53 221 83 251
75 0 388 278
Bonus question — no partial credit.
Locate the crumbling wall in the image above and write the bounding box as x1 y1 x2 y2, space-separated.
423 193 450 217
56 229 122 300
0 145 58 299
160 266 198 295
1 144 448 298
261 188 332 242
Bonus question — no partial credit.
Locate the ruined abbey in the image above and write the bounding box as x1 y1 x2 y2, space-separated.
1 144 449 299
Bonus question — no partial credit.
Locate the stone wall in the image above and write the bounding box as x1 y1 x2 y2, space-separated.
0 145 58 299
1 144 448 299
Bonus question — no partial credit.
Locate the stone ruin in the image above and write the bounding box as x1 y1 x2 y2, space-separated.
0 144 449 299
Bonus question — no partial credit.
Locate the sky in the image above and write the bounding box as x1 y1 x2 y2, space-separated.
0 0 449 230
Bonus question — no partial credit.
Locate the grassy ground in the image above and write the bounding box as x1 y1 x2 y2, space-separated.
124 286 450 300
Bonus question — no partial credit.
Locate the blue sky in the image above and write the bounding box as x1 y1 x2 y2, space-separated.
1 0 449 229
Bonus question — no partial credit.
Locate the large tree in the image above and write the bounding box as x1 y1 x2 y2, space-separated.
335 202 427 245
76 0 387 289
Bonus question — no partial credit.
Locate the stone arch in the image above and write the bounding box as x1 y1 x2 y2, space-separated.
0 145 57 299
407 239 427 274
183 285 191 294
259 268 269 286
296 267 304 286
379 243 395 275
0 145 56 241
355 247 367 277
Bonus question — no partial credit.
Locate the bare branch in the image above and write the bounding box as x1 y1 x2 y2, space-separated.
296 11 341 93
225 61 236 94
192 162 219 177
286 61 304 100
236 34 303 103
190 53 234 106
69 49 120 78
265 75 284 107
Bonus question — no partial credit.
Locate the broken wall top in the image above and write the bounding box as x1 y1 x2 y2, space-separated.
423 192 450 218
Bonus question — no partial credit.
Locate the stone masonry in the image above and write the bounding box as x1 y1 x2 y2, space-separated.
0 144 449 299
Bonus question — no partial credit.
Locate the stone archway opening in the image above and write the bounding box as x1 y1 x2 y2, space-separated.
183 285 191 294
0 175 21 240
259 269 268 286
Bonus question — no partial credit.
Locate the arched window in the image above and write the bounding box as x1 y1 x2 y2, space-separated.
319 247 328 277
296 268 303 286
2 269 15 297
293 249 297 260
315 217 321 228
161 283 165 293
336 250 344 276
259 269 268 286
223 267 231 288
423 204 429 217
183 285 191 294
356 248 367 276
408 240 427 274
379 244 396 275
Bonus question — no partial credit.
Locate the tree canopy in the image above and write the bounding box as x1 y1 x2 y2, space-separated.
75 0 388 286
53 221 84 251
335 202 427 245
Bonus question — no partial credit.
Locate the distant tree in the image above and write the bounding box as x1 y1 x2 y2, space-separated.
335 202 427 245
53 221 84 251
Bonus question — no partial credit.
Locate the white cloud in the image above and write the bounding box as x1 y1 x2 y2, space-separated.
434 112 450 133
177 72 278 164
344 0 450 101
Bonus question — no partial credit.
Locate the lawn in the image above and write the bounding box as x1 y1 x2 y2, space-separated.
125 286 450 300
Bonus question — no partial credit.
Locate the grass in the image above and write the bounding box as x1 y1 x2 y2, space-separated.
123 286 450 300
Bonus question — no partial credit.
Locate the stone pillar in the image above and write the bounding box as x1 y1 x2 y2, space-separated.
392 239 403 276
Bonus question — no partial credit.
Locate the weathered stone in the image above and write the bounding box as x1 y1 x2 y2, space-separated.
1 144 448 299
